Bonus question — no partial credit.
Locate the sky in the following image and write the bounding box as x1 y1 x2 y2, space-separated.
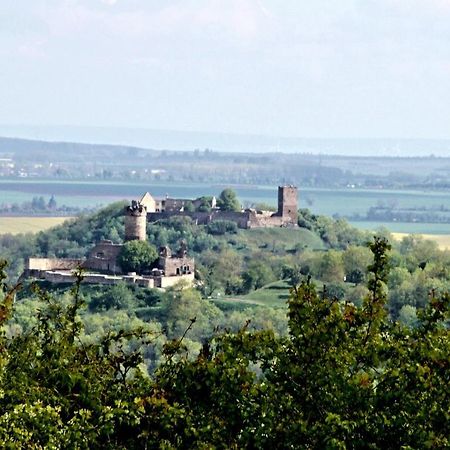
1 0 450 141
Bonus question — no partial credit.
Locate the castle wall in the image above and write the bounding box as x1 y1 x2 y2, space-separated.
248 213 285 228
84 241 123 274
148 210 251 228
159 255 194 277
158 273 195 288
43 271 155 287
27 258 83 272
213 211 251 228
148 211 212 225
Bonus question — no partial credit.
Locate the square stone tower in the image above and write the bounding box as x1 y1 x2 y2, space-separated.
277 185 298 225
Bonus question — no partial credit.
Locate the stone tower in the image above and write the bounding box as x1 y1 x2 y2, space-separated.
277 185 298 225
125 200 147 241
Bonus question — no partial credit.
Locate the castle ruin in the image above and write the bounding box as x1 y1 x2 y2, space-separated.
25 185 298 289
26 199 195 289
144 185 298 229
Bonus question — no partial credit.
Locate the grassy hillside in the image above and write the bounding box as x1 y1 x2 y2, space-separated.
219 227 326 254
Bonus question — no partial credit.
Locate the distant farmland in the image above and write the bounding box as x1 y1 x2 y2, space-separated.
0 216 73 235
392 233 450 251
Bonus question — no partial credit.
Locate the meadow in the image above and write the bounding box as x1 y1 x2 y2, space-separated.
1 179 449 234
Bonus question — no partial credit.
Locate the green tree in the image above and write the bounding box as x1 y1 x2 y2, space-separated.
89 282 135 311
117 240 158 274
183 200 195 212
217 188 241 212
196 196 214 212
242 261 275 291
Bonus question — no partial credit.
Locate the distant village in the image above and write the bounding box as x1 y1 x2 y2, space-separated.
25 186 298 289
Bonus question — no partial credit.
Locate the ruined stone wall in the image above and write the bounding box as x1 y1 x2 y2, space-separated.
84 241 123 274
27 258 83 272
148 210 251 228
148 211 212 225
159 255 194 277
43 271 155 287
212 211 251 228
158 273 195 288
248 213 284 228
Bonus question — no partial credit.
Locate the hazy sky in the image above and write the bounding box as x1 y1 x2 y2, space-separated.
1 0 450 139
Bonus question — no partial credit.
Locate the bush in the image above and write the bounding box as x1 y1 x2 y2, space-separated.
206 220 238 236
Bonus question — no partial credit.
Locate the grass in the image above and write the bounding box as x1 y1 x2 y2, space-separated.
220 227 326 255
392 233 450 250
241 280 292 307
213 280 292 310
0 217 73 235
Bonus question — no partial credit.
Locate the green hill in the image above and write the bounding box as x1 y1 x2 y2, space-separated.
229 227 326 252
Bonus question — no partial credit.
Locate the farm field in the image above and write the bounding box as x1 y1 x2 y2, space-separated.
392 232 450 250
0 216 73 235
1 179 449 234
351 221 450 235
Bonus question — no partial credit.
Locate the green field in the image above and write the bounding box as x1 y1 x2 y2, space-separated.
237 280 292 307
211 280 292 310
0 216 73 235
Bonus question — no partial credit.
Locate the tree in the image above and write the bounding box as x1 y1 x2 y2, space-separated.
89 282 135 311
183 200 195 212
196 196 214 212
242 261 275 291
217 188 241 212
47 195 57 210
117 240 158 274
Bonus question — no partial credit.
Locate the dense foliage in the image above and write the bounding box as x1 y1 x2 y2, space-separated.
117 240 158 274
216 188 241 212
0 238 448 448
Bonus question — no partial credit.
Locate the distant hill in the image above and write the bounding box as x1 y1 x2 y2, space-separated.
0 136 147 160
1 125 450 156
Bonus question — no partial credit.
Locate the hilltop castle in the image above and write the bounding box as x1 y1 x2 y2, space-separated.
142 185 298 229
25 185 298 288
26 201 195 289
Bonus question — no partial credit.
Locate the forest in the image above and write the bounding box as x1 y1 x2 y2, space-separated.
0 234 448 448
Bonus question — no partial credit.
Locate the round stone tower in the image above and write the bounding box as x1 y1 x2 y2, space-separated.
125 200 147 241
